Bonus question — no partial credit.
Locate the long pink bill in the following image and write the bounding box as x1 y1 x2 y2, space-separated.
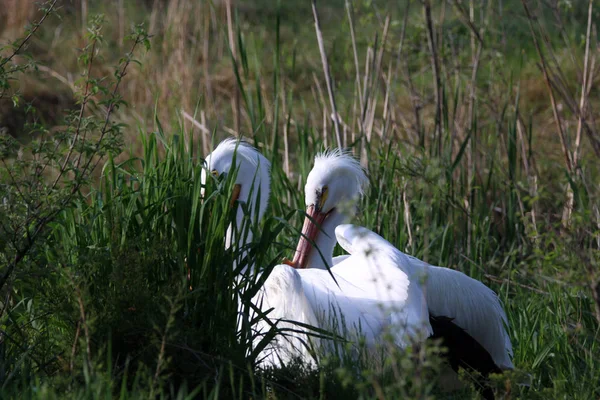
286 205 328 269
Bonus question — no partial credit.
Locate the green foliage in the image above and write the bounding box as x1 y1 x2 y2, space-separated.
1 1 599 399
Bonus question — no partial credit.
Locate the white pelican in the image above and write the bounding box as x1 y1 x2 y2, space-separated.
289 149 514 380
201 139 431 368
202 139 317 365
201 138 271 267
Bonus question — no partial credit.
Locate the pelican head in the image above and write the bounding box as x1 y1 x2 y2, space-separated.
201 138 271 249
290 149 368 269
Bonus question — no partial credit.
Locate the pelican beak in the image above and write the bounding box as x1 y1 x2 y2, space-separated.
282 258 295 267
229 183 242 208
291 204 328 269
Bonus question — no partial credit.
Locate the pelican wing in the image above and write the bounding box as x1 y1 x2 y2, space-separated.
253 265 320 368
405 254 514 370
298 268 394 348
336 224 512 369
332 224 432 346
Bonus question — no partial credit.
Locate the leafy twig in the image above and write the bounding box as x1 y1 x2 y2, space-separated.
0 0 58 70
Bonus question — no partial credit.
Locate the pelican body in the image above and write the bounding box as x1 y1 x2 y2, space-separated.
290 150 513 398
201 140 513 400
201 141 430 368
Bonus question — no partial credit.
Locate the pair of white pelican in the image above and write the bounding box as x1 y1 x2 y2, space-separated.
201 138 513 391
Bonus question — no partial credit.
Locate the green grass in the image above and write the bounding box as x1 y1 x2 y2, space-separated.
1 0 600 399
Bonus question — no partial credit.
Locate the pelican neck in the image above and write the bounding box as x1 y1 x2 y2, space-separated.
307 209 349 270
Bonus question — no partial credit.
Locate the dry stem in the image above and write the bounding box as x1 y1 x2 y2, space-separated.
311 0 343 149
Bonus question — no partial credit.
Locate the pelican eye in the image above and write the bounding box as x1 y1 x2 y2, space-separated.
318 186 329 210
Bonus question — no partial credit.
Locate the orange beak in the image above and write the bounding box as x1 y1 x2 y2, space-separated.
229 183 242 208
289 205 329 269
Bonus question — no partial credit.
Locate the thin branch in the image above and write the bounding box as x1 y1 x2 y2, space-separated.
483 274 549 295
225 0 240 135
86 36 146 175
0 33 146 293
423 0 443 153
521 0 573 173
69 321 81 373
73 40 97 170
0 0 58 69
448 0 484 45
345 0 363 113
311 0 342 149
182 110 210 134
74 285 92 374
48 36 97 192
573 0 594 168
1 159 31 207
367 15 390 141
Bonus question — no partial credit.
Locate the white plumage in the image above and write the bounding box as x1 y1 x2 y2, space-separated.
201 139 513 374
291 149 514 371
255 224 432 367
404 255 513 369
202 140 431 368
201 138 271 263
